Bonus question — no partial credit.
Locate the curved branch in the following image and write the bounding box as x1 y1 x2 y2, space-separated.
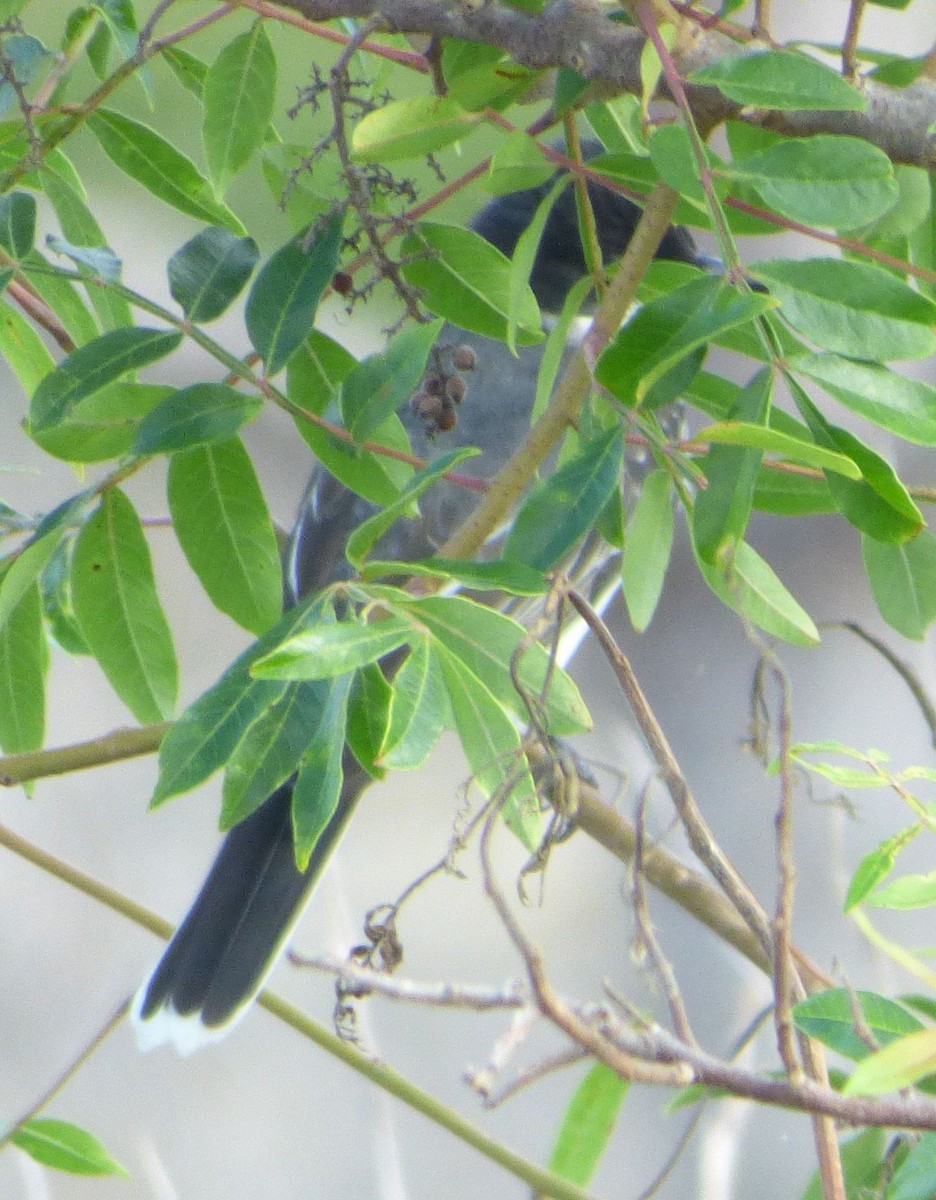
276 0 936 169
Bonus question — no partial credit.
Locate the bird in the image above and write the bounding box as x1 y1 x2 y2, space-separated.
132 149 717 1054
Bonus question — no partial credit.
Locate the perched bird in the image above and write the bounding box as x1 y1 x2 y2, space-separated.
133 155 715 1053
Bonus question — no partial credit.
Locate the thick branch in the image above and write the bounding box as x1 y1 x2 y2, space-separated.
277 0 936 169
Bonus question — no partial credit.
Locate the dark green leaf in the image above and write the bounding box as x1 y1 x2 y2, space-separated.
221 682 330 829
346 662 393 777
690 51 866 111
167 438 282 635
0 581 45 754
246 210 343 375
401 222 543 345
71 489 178 723
793 988 923 1061
504 427 623 571
548 1063 629 1186
725 135 897 229
252 616 413 680
0 36 50 119
32 382 172 463
0 190 35 258
151 599 330 805
203 22 276 192
622 468 674 631
288 332 413 505
86 109 245 232
378 637 449 770
12 1119 128 1177
134 382 262 454
342 319 443 441
291 673 352 869
168 226 259 322
345 447 478 570
29 327 182 431
597 276 772 406
20 250 100 346
862 530 936 640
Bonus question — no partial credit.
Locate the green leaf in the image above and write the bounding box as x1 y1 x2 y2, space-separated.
792 353 936 447
350 96 483 164
20 249 100 346
252 615 413 680
38 166 132 328
29 327 182 431
888 1131 936 1200
844 1027 936 1095
46 234 121 282
793 988 924 1061
868 870 936 910
246 210 343 375
378 637 448 770
398 592 591 735
168 226 259 322
291 673 352 869
346 662 393 777
548 1063 629 1187
861 530 936 640
71 489 178 723
435 643 539 847
693 420 860 478
622 468 674 631
504 427 623 571
0 526 72 636
845 826 920 911
400 222 543 345
220 681 330 829
693 368 772 565
364 556 547 596
167 438 282 636
341 319 443 441
151 601 328 805
86 109 245 232
690 51 866 111
486 131 553 195
596 276 773 406
506 175 567 354
162 45 208 98
203 22 276 192
0 189 35 257
443 41 537 110
134 382 262 454
725 135 897 229
788 379 922 542
695 538 819 646
753 258 936 360
0 581 45 754
288 331 413 505
12 1119 128 1178
345 447 478 570
0 297 55 394
801 1129 888 1200
32 382 172 463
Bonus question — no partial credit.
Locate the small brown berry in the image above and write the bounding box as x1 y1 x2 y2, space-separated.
444 374 466 404
452 344 477 372
332 270 353 296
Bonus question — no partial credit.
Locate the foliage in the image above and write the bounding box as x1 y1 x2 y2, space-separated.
0 1 935 1198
